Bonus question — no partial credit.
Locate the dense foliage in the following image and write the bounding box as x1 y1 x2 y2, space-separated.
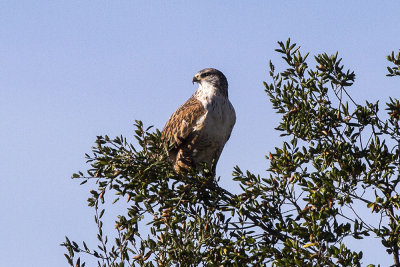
62 40 400 266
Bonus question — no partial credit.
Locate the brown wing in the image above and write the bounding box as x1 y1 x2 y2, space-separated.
161 96 206 172
161 96 206 146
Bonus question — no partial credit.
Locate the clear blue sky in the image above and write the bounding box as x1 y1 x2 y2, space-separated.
1 1 400 266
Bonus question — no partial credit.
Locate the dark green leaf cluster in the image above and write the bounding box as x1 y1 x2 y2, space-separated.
264 39 400 266
63 41 400 266
62 121 285 266
387 50 400 77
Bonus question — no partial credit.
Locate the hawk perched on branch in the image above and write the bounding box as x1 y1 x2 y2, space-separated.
161 68 236 176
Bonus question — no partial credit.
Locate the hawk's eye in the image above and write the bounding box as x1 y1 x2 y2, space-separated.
201 73 211 78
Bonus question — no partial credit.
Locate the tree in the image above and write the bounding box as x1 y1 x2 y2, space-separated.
62 39 400 266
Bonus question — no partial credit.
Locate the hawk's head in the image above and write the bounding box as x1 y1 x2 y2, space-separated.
192 68 228 96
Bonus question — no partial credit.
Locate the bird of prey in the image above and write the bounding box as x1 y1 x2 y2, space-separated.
161 68 236 176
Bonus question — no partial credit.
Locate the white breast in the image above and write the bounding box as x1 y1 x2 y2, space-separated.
194 83 236 146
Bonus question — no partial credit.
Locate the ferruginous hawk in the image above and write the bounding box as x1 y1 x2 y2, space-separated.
161 68 236 176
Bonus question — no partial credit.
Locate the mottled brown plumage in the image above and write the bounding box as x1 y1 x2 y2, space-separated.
161 68 236 176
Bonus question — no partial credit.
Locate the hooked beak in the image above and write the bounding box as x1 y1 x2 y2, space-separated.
192 74 200 84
